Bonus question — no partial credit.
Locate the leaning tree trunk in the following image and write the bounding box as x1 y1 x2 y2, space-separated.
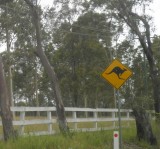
116 7 158 144
0 55 15 141
133 108 157 145
24 0 69 132
113 0 160 121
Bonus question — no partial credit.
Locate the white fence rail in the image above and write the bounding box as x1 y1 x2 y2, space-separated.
0 107 134 136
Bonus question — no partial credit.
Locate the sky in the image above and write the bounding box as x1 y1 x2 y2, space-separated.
39 0 160 36
150 0 160 35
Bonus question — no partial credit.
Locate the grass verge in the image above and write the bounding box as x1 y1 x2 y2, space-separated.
0 127 158 149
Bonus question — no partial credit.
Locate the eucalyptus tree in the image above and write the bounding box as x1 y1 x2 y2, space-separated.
50 11 114 108
23 0 69 132
0 0 16 141
0 0 18 112
115 39 153 109
107 0 157 144
79 0 158 145
118 40 156 144
0 0 41 108
0 55 15 141
152 36 160 69
123 52 156 144
0 0 57 109
107 0 160 122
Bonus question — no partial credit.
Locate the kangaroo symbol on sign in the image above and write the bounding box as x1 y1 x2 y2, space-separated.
106 66 127 80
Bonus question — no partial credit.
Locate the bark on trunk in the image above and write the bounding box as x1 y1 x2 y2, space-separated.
150 68 160 121
133 108 157 145
6 23 15 119
24 0 69 132
116 0 160 121
0 55 15 141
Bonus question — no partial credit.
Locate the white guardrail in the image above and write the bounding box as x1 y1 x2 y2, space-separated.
0 107 134 136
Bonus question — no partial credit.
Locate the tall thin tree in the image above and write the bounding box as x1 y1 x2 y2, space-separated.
110 0 157 144
0 0 15 141
23 0 69 132
0 55 15 141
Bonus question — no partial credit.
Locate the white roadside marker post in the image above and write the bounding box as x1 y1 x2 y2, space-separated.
113 131 119 149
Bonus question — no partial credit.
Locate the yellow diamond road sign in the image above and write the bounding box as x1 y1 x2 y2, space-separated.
101 59 133 89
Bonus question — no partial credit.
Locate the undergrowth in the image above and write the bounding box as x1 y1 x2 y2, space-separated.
0 127 158 149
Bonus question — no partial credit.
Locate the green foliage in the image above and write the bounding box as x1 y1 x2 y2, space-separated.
152 36 160 70
115 39 154 110
0 128 157 149
0 0 156 110
0 0 13 5
50 11 114 108
0 0 159 145
0 1 53 107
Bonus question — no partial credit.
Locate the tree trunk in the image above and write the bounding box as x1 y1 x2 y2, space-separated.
24 0 69 132
116 0 160 121
133 108 157 145
117 6 159 143
35 67 40 117
6 23 15 119
0 55 15 141
150 67 160 121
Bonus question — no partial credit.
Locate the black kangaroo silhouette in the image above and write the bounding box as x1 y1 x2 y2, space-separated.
106 66 127 80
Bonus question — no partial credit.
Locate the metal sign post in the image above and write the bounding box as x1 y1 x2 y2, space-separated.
117 90 122 149
101 59 133 149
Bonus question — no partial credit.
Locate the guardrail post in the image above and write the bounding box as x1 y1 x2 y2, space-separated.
94 111 98 129
47 111 52 134
112 111 116 128
72 111 77 130
20 111 25 135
